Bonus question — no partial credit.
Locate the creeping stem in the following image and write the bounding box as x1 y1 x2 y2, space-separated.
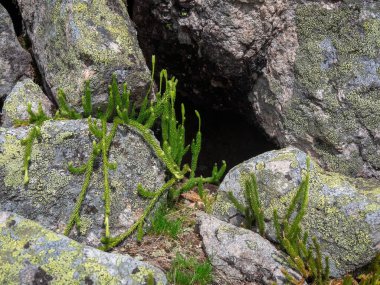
99 177 177 251
64 143 98 236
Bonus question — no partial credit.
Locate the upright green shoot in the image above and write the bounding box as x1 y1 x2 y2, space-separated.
19 55 226 251
227 172 265 236
20 102 50 185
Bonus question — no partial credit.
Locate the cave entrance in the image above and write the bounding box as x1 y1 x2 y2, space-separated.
176 96 277 177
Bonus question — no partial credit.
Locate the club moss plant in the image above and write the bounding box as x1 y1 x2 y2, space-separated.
19 56 226 251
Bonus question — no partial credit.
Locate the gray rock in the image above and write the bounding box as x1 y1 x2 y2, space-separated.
2 78 54 127
133 0 288 110
16 0 151 110
0 211 167 284
133 0 380 178
0 119 165 247
0 4 32 100
212 147 380 277
197 212 302 285
251 1 380 179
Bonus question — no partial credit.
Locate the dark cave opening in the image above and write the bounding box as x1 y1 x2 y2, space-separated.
0 0 23 36
175 96 277 177
126 0 135 19
129 6 278 176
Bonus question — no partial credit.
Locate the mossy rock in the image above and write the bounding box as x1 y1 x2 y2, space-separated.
2 78 54 127
16 0 151 110
0 119 165 247
251 1 380 178
0 211 167 284
212 147 380 277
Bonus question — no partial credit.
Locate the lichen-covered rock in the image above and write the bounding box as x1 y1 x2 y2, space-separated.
16 0 151 110
253 1 380 178
0 119 165 247
0 4 32 100
2 78 54 127
212 147 380 277
133 0 380 178
197 212 301 285
0 211 167 285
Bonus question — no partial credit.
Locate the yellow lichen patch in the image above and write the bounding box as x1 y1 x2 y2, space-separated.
0 214 118 284
130 266 157 284
0 133 25 187
212 192 235 217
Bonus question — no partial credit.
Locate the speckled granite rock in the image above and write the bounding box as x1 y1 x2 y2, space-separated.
0 211 167 285
212 147 380 277
0 4 32 100
0 119 165 247
133 0 380 178
197 212 301 285
16 0 151 110
2 78 54 127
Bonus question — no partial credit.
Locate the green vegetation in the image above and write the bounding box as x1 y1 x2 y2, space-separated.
148 205 182 239
227 173 265 236
229 156 330 284
19 55 226 252
17 103 50 184
228 156 380 284
197 181 215 214
273 157 330 285
167 253 212 285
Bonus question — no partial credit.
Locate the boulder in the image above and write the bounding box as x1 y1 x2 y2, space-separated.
16 0 151 110
212 147 380 277
0 4 32 100
0 211 167 284
132 0 288 110
0 119 166 247
197 212 302 285
132 0 380 178
2 78 54 127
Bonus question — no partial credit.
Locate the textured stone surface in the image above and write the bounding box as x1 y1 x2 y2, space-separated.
254 1 380 179
16 0 151 110
132 0 380 178
197 212 301 285
0 4 32 100
0 211 167 284
212 147 380 277
133 0 289 111
0 119 165 247
2 78 54 127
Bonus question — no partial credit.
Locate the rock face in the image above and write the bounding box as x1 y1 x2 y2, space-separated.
0 211 167 284
212 147 380 277
16 0 151 109
2 78 54 127
0 120 165 247
133 0 288 110
197 212 301 285
0 4 32 100
132 0 380 178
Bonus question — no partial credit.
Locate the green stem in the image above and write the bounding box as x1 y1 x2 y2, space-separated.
127 120 183 179
64 143 98 236
99 177 177 251
102 119 111 240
